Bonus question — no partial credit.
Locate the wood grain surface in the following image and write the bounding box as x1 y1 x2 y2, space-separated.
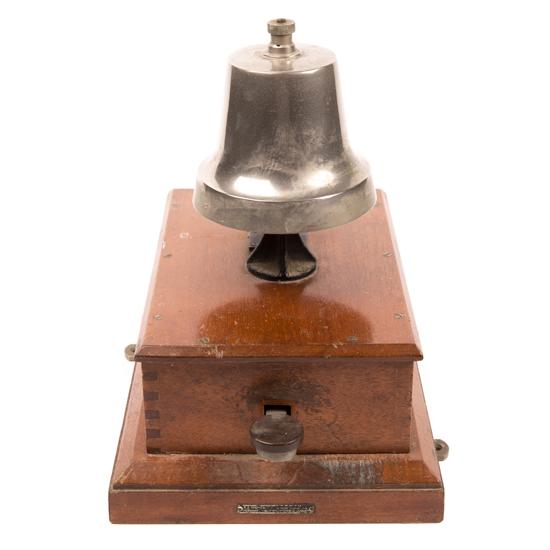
135 189 422 360
109 363 443 523
110 187 443 523
141 360 413 454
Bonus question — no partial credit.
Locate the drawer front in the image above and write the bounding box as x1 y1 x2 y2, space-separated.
142 361 413 454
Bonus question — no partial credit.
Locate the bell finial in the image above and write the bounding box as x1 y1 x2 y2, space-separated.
266 18 297 56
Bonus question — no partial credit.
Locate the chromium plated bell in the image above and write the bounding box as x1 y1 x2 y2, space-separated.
193 19 376 236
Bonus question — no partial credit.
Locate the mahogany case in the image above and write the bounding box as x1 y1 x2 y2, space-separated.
109 189 444 523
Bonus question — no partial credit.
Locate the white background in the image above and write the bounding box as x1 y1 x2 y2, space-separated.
1 1 549 548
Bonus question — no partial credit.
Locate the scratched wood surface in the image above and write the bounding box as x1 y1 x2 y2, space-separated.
135 189 422 360
142 360 413 454
109 363 443 523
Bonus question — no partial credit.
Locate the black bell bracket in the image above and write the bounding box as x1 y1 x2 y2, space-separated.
247 233 317 282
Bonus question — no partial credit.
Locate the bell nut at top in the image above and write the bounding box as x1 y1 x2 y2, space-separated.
193 21 376 235
267 18 295 36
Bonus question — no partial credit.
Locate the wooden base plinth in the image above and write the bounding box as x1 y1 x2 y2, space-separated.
109 363 444 524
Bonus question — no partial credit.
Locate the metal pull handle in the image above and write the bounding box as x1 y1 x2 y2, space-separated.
249 413 304 462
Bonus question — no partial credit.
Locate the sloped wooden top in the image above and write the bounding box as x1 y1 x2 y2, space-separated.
135 189 422 361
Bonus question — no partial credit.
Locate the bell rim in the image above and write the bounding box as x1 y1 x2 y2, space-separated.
196 150 372 203
193 176 377 235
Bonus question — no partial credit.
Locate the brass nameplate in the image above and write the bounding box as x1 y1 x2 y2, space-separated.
237 504 315 515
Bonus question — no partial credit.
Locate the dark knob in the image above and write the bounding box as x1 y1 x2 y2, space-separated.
249 414 304 462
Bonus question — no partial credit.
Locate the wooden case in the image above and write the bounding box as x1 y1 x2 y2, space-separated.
109 189 444 523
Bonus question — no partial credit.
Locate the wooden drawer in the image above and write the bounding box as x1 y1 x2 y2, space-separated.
142 360 413 454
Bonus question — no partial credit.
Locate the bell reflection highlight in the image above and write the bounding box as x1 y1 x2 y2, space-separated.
193 35 376 234
310 171 334 187
233 177 274 199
